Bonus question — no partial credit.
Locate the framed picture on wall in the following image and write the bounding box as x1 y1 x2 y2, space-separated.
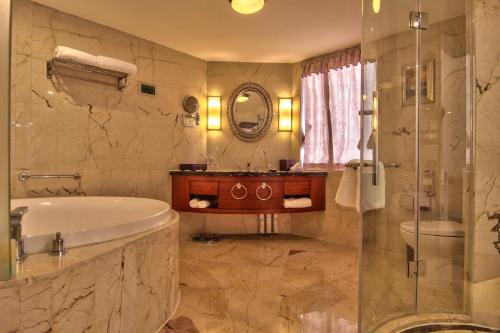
401 59 434 106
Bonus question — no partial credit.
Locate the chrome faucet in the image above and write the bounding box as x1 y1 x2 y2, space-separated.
50 232 67 256
10 206 28 261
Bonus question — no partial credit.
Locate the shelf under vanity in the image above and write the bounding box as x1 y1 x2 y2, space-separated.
170 170 327 214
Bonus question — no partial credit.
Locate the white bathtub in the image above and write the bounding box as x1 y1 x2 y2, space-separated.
11 196 174 254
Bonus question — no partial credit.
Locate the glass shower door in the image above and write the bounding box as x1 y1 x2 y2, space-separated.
359 0 420 331
416 0 468 315
360 0 470 331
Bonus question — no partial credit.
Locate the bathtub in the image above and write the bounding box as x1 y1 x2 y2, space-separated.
11 196 174 254
3 196 180 332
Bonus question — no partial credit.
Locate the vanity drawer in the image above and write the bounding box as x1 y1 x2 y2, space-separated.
218 181 283 209
189 181 218 195
284 181 310 196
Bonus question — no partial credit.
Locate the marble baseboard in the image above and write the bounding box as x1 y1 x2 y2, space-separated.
0 220 179 333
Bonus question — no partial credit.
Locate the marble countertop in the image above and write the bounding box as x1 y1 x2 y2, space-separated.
169 170 328 176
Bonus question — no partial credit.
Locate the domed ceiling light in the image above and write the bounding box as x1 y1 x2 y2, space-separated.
229 0 265 15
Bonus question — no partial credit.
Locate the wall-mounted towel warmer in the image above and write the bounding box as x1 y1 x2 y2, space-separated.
46 58 128 90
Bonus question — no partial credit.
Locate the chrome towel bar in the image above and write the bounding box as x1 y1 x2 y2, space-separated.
19 172 81 182
345 162 401 169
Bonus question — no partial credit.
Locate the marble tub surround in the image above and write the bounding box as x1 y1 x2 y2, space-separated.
10 0 207 202
0 215 180 333
167 235 358 333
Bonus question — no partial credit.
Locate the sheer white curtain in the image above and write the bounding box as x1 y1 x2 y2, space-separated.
328 64 361 164
301 73 329 164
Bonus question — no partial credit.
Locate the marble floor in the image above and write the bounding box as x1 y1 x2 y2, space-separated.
163 235 359 333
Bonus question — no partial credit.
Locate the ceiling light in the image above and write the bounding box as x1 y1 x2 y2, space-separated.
230 0 265 15
372 0 381 14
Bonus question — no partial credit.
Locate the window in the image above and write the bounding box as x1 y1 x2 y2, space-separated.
300 51 376 167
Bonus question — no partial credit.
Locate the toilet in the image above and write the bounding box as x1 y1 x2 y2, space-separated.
400 220 465 291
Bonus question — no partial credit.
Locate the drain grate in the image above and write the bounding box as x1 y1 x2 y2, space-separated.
191 233 222 244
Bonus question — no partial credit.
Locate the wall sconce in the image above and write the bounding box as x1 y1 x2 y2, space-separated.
278 98 292 132
207 96 221 130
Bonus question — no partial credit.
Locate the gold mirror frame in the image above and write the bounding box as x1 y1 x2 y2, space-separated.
227 82 273 142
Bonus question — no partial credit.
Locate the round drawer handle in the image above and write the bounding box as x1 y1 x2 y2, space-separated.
256 182 272 201
231 183 247 200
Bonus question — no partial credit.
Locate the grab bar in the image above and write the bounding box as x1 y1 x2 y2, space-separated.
19 172 81 182
345 162 401 169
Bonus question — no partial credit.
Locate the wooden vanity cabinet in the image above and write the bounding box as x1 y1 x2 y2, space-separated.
171 173 326 214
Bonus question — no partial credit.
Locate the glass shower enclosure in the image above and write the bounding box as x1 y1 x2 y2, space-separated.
359 0 471 331
0 0 12 281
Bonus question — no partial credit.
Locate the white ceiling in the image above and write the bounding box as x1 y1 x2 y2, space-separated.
30 0 362 63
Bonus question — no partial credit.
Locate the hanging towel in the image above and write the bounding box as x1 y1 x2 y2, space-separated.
355 161 385 212
283 197 312 209
335 159 386 212
97 56 138 76
189 198 199 208
335 163 358 208
54 46 99 67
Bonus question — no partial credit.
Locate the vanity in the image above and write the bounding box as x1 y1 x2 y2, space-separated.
170 171 327 214
171 82 327 214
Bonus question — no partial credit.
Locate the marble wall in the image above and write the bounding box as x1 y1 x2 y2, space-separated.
206 61 293 170
10 0 207 204
289 172 360 248
0 217 180 332
471 0 500 327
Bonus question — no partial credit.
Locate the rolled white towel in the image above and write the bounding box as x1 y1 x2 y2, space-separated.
97 56 137 76
54 46 99 67
290 162 303 172
283 197 312 209
197 200 211 209
189 198 199 208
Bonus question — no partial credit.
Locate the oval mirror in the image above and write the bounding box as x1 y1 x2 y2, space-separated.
227 82 273 142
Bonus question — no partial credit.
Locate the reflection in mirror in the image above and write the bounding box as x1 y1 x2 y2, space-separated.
234 90 267 134
227 82 273 142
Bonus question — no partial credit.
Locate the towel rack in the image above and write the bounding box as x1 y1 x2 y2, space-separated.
47 58 128 90
19 172 81 182
345 162 401 169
